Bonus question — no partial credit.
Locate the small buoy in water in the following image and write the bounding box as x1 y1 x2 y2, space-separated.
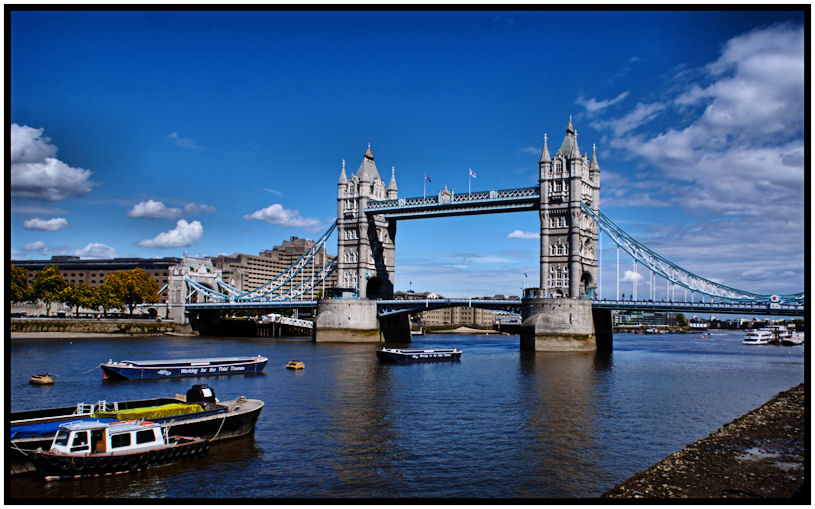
30 373 54 385
286 360 305 370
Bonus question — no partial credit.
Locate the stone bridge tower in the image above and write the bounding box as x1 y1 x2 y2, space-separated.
538 118 600 299
336 144 397 299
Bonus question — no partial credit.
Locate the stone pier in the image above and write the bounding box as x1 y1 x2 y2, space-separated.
520 291 597 352
313 298 411 343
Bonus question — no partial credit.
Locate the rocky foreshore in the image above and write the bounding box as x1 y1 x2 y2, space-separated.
602 383 806 499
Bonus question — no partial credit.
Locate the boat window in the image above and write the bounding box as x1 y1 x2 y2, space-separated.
71 431 88 447
136 429 158 444
111 433 132 448
54 428 70 446
71 430 90 452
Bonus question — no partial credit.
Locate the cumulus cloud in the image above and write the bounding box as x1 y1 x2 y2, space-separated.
619 270 644 283
243 204 322 230
507 229 538 239
10 124 96 200
169 132 204 150
23 217 69 231
75 242 116 259
137 219 203 248
128 199 215 219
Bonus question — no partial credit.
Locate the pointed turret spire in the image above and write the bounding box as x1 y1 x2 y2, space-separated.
570 128 581 159
357 142 380 181
558 116 580 159
539 133 551 163
338 159 347 184
388 166 398 191
589 143 600 172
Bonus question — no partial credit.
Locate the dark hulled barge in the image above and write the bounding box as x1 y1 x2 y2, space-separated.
100 355 268 380
376 347 462 363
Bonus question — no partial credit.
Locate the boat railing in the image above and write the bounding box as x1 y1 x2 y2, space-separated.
75 400 119 415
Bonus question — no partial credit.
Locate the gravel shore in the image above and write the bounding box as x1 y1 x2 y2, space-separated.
602 383 807 500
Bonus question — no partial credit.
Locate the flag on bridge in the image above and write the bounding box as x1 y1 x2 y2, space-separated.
425 173 431 182
469 168 477 178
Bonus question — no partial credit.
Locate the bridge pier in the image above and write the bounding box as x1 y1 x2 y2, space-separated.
314 298 410 343
520 291 597 352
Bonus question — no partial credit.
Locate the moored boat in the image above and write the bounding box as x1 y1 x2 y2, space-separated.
29 374 54 385
100 355 268 380
10 384 262 476
29 420 209 481
285 360 305 370
781 332 805 346
743 329 773 345
376 347 462 364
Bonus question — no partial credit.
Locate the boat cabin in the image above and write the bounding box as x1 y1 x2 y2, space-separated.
50 420 166 456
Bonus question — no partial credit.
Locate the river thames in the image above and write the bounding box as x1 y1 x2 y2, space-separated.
9 330 804 499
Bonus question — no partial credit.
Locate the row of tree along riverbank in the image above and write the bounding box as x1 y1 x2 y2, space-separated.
11 264 160 317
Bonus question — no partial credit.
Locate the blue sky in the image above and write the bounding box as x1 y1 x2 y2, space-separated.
9 10 806 299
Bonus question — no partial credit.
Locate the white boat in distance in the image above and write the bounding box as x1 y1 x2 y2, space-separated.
743 329 773 345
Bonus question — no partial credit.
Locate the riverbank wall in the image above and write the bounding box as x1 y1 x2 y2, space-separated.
10 318 180 336
602 383 806 500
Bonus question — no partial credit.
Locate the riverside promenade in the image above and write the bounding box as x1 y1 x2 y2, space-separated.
602 384 807 500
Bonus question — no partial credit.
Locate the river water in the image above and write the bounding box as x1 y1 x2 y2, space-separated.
9 331 804 499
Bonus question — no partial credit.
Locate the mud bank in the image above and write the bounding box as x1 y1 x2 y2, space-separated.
602 384 806 500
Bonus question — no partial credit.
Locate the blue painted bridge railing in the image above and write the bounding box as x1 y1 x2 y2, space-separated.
184 297 804 318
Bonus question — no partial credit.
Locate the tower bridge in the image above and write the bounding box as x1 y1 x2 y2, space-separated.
185 119 804 350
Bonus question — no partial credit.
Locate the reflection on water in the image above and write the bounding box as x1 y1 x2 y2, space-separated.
9 332 803 499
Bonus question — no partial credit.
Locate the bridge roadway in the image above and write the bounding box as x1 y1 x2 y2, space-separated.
185 298 804 317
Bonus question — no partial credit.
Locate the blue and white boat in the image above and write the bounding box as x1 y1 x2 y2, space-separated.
376 348 462 364
101 356 268 380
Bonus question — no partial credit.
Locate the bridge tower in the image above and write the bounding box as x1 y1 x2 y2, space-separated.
538 118 600 298
336 144 397 299
522 118 607 352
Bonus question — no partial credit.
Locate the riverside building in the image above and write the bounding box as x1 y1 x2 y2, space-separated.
210 236 337 297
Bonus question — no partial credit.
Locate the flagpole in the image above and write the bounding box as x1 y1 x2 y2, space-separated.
424 174 426 198
468 168 471 195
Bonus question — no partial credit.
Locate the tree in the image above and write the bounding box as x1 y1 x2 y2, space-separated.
65 283 99 317
102 268 160 316
32 265 70 316
10 264 33 303
675 313 688 326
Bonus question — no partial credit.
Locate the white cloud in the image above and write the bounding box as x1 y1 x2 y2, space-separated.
576 91 629 114
169 132 204 150
128 199 215 219
594 102 665 136
263 188 283 196
183 202 216 215
75 242 116 259
619 270 644 283
507 229 538 239
598 24 804 224
23 217 69 231
243 204 322 230
128 200 180 219
137 219 203 248
21 241 47 252
10 124 96 200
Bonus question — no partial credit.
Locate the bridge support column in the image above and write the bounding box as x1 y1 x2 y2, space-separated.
314 298 409 343
520 291 596 352
592 307 613 351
